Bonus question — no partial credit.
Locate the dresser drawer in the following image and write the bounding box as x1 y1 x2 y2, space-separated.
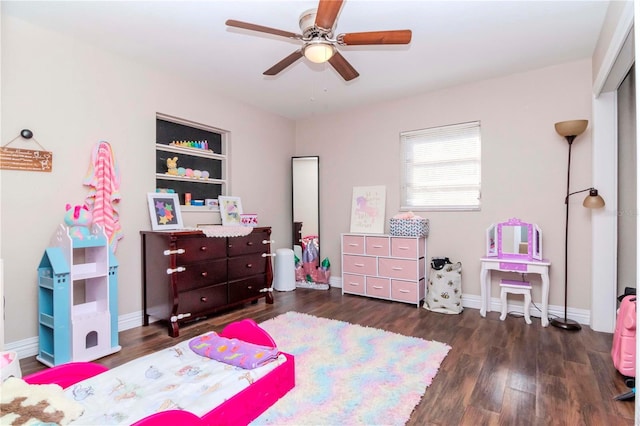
178 283 228 316
391 238 420 259
174 259 227 292
229 275 266 304
367 277 390 298
228 253 267 280
228 230 270 256
365 236 389 256
175 236 227 264
342 235 365 255
379 258 420 280
342 273 365 295
391 279 419 303
342 255 377 275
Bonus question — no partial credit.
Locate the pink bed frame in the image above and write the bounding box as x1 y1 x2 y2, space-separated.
23 319 295 426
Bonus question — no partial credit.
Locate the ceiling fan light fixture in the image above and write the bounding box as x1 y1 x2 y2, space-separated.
303 40 335 63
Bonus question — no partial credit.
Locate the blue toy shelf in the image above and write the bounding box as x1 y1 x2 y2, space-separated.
37 223 121 367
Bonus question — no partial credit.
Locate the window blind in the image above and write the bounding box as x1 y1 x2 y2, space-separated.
400 121 481 210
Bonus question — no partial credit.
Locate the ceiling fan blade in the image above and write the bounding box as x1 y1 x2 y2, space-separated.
226 19 301 40
328 51 359 81
263 50 304 76
340 30 412 45
315 0 344 31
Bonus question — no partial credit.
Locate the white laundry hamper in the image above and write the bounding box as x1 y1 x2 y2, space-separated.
424 258 463 314
273 248 296 291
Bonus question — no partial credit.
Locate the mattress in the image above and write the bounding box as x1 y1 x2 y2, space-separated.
63 335 287 425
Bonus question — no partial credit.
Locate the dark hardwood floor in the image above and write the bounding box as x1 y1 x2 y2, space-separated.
20 288 635 425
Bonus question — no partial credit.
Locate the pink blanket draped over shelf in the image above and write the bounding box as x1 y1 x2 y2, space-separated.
83 141 123 252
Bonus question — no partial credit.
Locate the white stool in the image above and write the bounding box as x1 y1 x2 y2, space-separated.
499 279 532 325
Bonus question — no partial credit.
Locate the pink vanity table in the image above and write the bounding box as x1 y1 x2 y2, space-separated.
480 218 551 327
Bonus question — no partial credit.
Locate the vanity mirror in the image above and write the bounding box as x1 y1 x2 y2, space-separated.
292 156 320 255
486 218 541 260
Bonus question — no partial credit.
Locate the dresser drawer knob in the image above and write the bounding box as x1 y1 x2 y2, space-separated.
163 249 185 256
247 286 253 290
246 263 253 268
201 271 208 277
262 253 275 257
262 239 274 244
200 297 207 302
392 267 403 271
200 246 207 252
247 242 254 246
166 266 186 274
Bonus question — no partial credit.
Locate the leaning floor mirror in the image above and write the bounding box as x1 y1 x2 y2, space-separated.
291 156 320 259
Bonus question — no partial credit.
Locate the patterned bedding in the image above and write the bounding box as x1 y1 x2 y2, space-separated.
64 335 286 425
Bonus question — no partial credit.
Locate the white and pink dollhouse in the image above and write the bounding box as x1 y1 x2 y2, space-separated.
37 223 120 366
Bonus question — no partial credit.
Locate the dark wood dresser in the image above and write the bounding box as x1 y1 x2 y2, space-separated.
141 227 273 337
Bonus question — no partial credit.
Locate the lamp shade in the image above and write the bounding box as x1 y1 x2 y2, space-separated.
582 189 605 208
304 40 335 63
555 120 588 137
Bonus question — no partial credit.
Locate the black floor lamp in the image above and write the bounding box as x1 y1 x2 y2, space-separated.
551 120 605 331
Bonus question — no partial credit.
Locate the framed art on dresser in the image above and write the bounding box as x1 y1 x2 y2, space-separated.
350 186 386 234
218 196 243 226
147 193 184 231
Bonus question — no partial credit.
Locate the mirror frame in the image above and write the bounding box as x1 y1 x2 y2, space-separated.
291 156 320 258
486 217 542 260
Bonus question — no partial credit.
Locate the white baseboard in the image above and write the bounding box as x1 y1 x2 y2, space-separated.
7 284 591 361
460 294 591 325
332 276 590 324
7 311 146 361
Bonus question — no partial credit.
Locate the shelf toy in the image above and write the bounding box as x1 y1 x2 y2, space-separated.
64 204 94 240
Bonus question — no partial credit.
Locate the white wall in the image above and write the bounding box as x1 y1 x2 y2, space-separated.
1 15 296 344
297 59 595 315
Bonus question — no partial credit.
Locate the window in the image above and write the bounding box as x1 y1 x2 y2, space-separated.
400 121 481 211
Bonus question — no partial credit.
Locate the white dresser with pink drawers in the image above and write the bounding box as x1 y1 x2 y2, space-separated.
341 233 427 307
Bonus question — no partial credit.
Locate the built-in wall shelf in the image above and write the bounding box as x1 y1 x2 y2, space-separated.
155 114 229 206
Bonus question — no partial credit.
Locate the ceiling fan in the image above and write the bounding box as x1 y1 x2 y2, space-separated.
225 0 412 81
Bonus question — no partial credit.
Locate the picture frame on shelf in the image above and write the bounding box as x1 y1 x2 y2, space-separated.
147 192 184 231
218 196 243 226
205 198 220 211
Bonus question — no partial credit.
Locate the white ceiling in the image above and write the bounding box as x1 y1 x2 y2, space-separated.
3 0 611 120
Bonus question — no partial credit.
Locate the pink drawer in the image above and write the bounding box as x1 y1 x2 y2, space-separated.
365 236 389 256
391 238 420 258
343 235 365 255
499 262 528 272
343 273 365 295
366 277 390 298
379 258 420 280
391 279 419 303
342 255 377 275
